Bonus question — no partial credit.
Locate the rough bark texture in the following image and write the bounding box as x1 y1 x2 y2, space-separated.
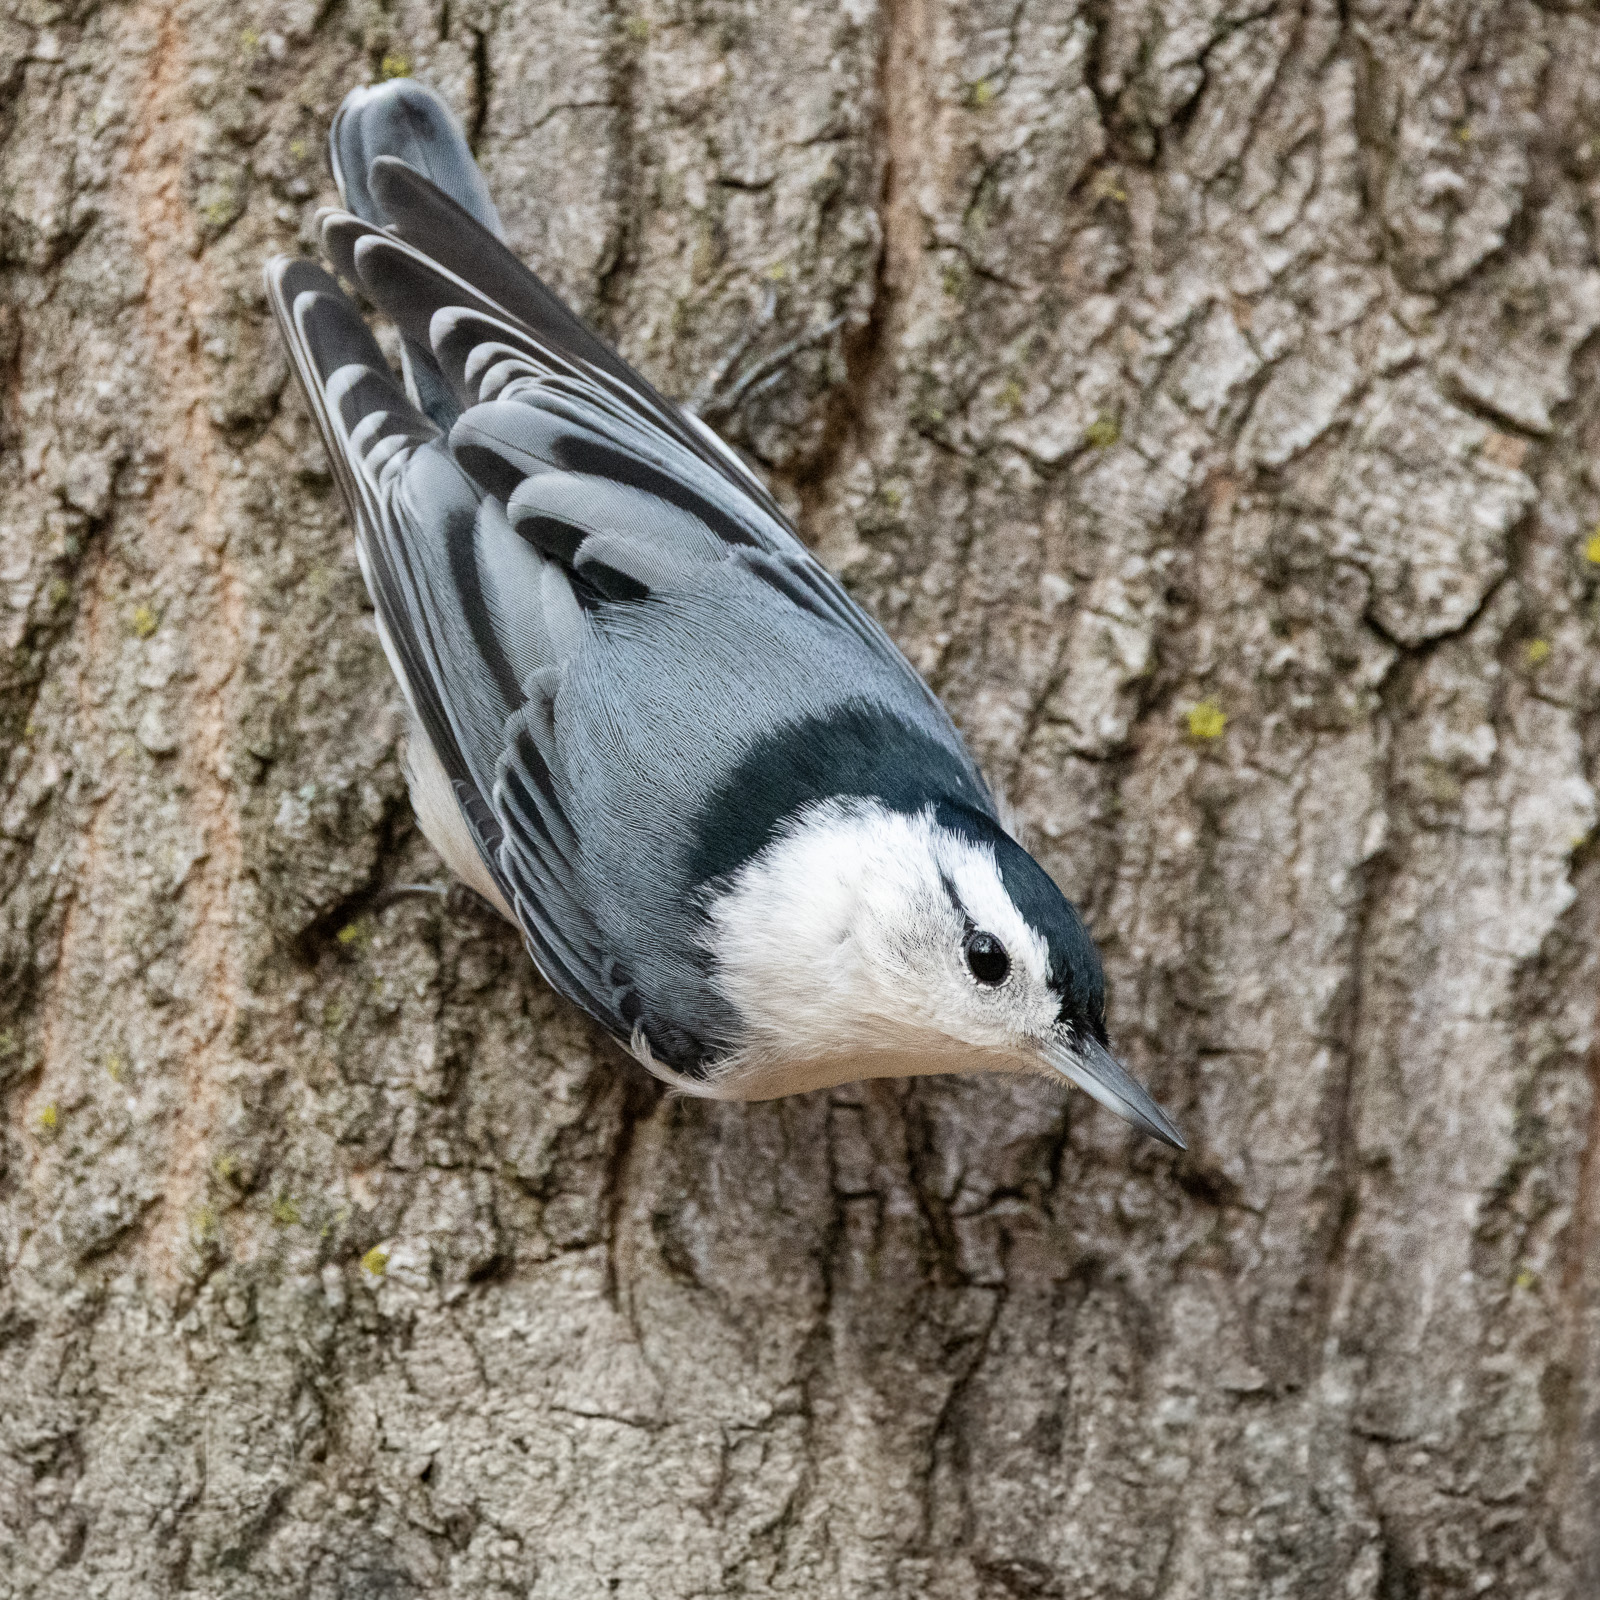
3 1 1600 1595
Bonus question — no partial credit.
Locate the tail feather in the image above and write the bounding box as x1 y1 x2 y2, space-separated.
328 82 498 427
365 156 793 528
329 80 500 237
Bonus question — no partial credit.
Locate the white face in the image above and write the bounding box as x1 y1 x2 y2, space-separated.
701 799 1065 1090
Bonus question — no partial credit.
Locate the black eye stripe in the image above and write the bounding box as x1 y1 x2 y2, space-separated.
938 869 966 918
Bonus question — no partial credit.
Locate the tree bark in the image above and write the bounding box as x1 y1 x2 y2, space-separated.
3 1 1600 1595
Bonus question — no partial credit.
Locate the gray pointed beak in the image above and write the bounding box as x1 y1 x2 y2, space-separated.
1041 1032 1186 1150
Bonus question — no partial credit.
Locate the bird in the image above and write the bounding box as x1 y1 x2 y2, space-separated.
263 79 1184 1149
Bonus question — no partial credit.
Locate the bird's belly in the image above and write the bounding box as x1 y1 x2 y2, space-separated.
692 1039 1036 1101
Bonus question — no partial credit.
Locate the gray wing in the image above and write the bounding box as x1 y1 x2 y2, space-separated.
264 255 625 1030
265 80 976 1062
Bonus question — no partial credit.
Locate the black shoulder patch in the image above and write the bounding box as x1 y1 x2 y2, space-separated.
685 701 989 888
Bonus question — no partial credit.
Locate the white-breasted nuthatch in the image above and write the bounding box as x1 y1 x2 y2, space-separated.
264 80 1184 1148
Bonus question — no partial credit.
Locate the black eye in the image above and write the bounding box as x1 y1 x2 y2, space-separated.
963 930 1010 987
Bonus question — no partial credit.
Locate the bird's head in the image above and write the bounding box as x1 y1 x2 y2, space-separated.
702 797 1185 1148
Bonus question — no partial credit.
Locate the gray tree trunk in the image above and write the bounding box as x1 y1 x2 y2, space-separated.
3 1 1599 1595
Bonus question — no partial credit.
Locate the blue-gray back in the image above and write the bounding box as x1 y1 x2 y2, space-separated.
561 562 989 1055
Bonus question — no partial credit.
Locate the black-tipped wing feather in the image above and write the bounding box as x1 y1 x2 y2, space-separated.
265 258 619 1031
